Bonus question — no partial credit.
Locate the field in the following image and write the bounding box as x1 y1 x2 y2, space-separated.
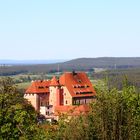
1 72 63 90
16 82 31 89
0 68 140 91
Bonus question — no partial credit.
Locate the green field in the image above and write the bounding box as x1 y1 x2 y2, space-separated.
16 82 31 89
0 68 140 91
0 72 63 90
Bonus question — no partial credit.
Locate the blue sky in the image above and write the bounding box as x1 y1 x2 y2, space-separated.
0 0 140 60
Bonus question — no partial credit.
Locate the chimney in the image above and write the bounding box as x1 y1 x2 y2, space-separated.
72 70 77 76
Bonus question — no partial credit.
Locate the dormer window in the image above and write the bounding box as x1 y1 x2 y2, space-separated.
73 85 76 88
76 91 80 94
85 85 89 88
38 86 44 89
78 79 81 83
78 85 81 88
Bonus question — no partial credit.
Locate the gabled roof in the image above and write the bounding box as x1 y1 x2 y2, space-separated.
26 80 51 94
25 72 96 97
50 76 59 86
54 105 90 116
59 72 96 97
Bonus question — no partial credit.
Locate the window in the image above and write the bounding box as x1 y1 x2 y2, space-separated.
79 100 80 104
65 100 68 105
46 111 49 115
46 102 49 106
85 99 86 104
73 100 76 105
85 85 89 88
41 102 43 106
76 100 80 105
38 86 44 89
78 79 81 83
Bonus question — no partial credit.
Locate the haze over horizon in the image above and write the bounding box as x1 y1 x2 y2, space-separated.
0 0 140 60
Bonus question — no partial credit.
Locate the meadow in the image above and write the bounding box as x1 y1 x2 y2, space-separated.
0 68 139 91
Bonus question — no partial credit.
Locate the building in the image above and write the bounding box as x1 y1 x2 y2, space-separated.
24 72 96 119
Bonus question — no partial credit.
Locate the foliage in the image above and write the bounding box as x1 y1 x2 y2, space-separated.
0 77 46 140
0 77 140 140
90 82 140 140
45 82 140 140
93 68 140 89
1 58 140 76
44 114 96 140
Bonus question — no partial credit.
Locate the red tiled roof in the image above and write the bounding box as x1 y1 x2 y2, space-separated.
59 72 96 97
26 80 51 94
25 72 96 97
50 76 59 86
54 105 90 116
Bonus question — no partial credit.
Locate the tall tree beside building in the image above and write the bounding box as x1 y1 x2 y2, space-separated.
0 77 45 139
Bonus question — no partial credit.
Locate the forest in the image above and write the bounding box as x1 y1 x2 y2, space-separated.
0 58 140 139
93 68 140 89
0 77 140 139
0 57 140 75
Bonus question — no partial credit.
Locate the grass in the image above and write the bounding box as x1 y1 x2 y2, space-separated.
16 82 31 89
1 71 103 90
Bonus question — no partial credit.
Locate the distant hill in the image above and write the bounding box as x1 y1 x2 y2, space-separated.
63 57 140 69
0 57 140 75
0 59 66 65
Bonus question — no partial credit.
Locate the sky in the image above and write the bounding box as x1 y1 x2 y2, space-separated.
0 0 140 60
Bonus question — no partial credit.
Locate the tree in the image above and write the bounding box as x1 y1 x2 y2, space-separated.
0 77 45 139
45 81 140 140
89 81 140 140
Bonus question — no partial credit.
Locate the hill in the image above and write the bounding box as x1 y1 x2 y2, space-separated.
0 57 140 75
0 59 66 65
64 57 140 69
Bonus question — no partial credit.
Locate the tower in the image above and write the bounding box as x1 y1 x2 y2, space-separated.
49 76 64 108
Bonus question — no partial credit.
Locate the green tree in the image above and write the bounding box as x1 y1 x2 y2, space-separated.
46 81 140 140
0 77 46 140
89 81 140 140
